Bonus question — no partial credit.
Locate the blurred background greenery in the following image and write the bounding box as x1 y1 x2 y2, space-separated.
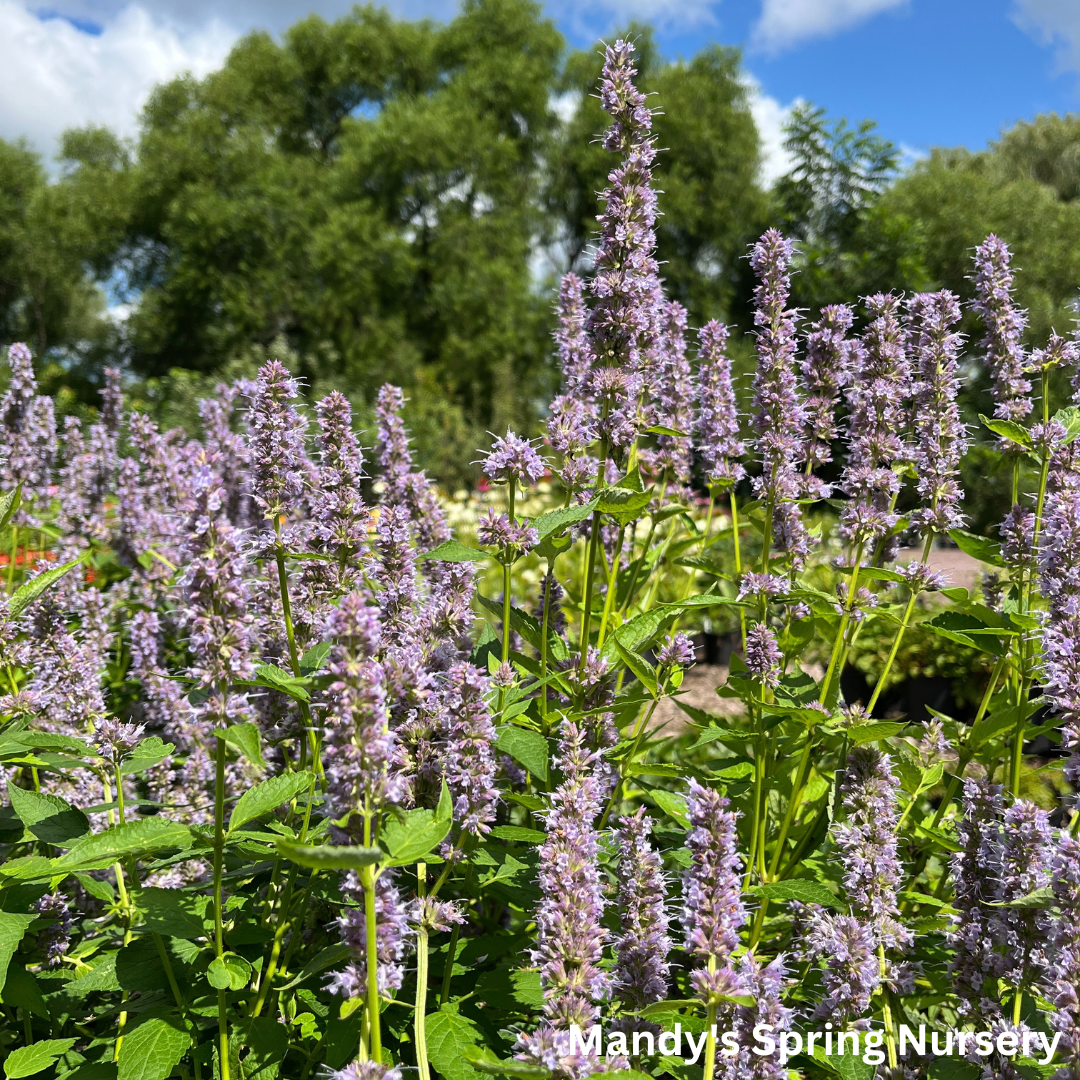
4 0 1080 516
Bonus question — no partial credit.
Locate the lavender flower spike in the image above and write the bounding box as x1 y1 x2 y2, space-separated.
554 272 595 399
248 359 309 522
1 342 57 514
696 320 745 489
750 229 809 567
682 779 746 1006
531 720 610 1029
971 235 1032 423
313 391 369 567
613 808 672 1009
907 290 968 534
482 429 546 486
801 304 853 494
440 662 499 842
1049 833 1080 1080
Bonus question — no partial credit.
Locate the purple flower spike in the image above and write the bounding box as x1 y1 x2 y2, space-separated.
532 721 610 1029
1049 834 1080 1080
801 304 853 495
744 623 781 688
802 910 880 1023
650 300 695 484
907 290 967 534
839 294 910 546
657 633 695 669
440 662 499 842
329 869 410 1001
313 391 369 567
682 779 746 980
554 272 596 400
972 235 1032 424
750 230 809 568
613 808 672 1009
482 429 546 486
331 1063 402 1080
696 320 745 488
1 342 57 516
248 359 309 522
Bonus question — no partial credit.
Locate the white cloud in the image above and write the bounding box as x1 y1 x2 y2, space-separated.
744 76 798 187
0 3 234 162
753 0 908 53
1012 0 1080 74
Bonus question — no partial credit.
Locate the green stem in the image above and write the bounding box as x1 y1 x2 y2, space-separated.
578 511 603 676
213 733 231 1080
596 527 625 648
878 945 898 1070
702 956 718 1080
539 560 553 729
415 863 431 1080
362 864 382 1063
818 542 866 707
729 490 746 649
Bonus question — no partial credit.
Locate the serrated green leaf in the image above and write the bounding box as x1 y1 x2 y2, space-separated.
382 781 452 865
426 1006 486 1080
252 663 310 702
0 914 39 995
9 555 85 619
494 726 549 784
4 1038 77 1078
0 484 21 532
463 1050 549 1080
115 1017 189 1080
0 965 48 1018
207 952 252 990
299 641 332 675
422 539 489 563
614 638 657 697
847 721 906 744
54 818 193 871
595 486 653 523
532 499 598 540
948 528 1005 568
488 825 545 844
749 880 844 910
136 889 211 940
979 413 1032 449
6 782 90 845
986 886 1055 909
1054 405 1080 445
213 722 265 769
228 771 313 834
276 841 382 871
278 942 352 991
120 736 175 776
649 789 689 826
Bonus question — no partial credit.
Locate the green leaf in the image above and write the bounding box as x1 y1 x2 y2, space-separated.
595 486 653 523
614 638 658 697
120 736 175 776
4 1038 77 1078
276 841 382 871
847 721 906 744
299 641 332 675
749 880 844 910
649 789 689 827
0 915 38 989
62 954 121 996
115 1017 189 1080
979 413 1033 449
207 952 252 990
1054 405 1080 445
55 818 193 871
0 965 48 1018
228 771 313 834
137 889 211 940
9 555 85 619
421 539 489 563
426 1006 486 1080
948 528 1005 568
494 726 549 784
214 722 265 769
382 781 453 866
0 484 21 532
488 825 545 844
610 606 679 656
278 942 352 991
251 663 310 702
986 886 1055 909
532 499 598 540
463 1050 549 1080
710 761 755 781
6 782 90 845
969 706 1028 749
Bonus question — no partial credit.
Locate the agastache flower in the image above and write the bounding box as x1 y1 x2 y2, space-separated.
482 430 546 486
531 721 610 1029
717 955 793 1080
94 718 146 765
839 294 910 546
374 505 418 645
586 40 662 454
834 746 910 950
440 662 499 843
1 342 57 515
972 235 1032 423
329 870 410 1001
312 391 369 568
657 633 695 669
750 229 809 567
613 808 672 1009
650 301 695 484
553 273 596 400
907 291 967 534
744 623 781 688
801 304 853 495
696 320 745 488
323 593 403 835
1048 834 1080 1080
802 910 880 1023
34 892 73 967
330 1063 402 1080
248 359 309 522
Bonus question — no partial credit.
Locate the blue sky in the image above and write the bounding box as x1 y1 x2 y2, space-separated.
1 0 1077 180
